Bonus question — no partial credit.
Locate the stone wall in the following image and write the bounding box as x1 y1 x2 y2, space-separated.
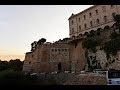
64 73 107 85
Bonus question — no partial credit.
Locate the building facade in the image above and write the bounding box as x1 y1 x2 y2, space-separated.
23 5 120 74
69 5 120 38
23 39 86 74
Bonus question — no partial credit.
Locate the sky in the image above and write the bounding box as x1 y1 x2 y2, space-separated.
0 5 93 61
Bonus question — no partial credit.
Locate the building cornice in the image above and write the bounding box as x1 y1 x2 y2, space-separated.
68 5 97 20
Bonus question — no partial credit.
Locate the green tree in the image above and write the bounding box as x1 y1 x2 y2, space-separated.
113 14 120 32
110 32 119 39
82 38 98 49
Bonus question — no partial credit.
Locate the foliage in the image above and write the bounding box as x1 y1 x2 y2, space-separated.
40 38 46 43
104 37 120 55
110 32 119 39
82 38 98 52
89 30 95 37
0 70 32 85
0 70 58 85
0 59 23 71
113 14 120 32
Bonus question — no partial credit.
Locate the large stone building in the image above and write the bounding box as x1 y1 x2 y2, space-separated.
69 5 120 38
23 38 86 74
23 5 120 74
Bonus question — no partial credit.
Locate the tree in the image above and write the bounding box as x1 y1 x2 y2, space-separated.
40 38 46 43
31 41 37 51
82 38 98 49
8 59 24 71
37 38 46 46
110 32 119 39
113 14 120 33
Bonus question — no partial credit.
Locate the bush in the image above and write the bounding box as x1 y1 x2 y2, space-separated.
104 37 120 55
110 32 119 39
0 70 33 85
82 38 98 49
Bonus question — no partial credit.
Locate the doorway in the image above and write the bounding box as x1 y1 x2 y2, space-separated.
58 62 62 72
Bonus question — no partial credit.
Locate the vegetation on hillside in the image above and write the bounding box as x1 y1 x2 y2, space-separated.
0 59 23 71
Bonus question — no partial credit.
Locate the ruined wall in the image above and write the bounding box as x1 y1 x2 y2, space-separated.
69 40 86 73
23 52 33 73
23 43 73 74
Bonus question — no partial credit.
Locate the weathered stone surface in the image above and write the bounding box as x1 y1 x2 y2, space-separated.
64 73 107 85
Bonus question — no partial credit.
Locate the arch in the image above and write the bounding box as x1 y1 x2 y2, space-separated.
84 32 89 36
89 30 95 37
97 28 102 32
104 16 107 22
96 19 100 24
111 23 116 28
58 62 62 72
78 34 82 37
90 21 93 27
112 12 116 17
104 25 110 30
72 36 75 39
84 23 87 29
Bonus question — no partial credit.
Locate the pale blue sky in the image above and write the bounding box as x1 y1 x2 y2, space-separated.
0 5 92 60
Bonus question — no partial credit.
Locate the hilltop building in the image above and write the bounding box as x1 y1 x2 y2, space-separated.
23 5 120 74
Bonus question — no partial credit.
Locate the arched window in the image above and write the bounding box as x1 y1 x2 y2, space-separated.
72 28 74 33
78 17 80 22
84 23 87 29
95 10 98 15
96 19 100 24
84 15 86 20
79 26 81 31
102 6 106 12
104 16 107 22
71 20 74 25
112 12 116 16
89 12 92 17
90 21 93 27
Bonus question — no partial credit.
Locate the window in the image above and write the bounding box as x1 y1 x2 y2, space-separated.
55 49 57 51
65 49 67 52
84 23 87 29
79 26 81 31
78 17 80 22
90 21 93 27
112 12 116 16
104 16 107 22
51 49 54 51
71 20 74 25
102 6 106 12
96 19 100 24
89 12 92 17
32 55 33 58
84 15 86 20
29 62 31 64
111 5 114 8
95 10 98 15
58 49 60 51
72 28 74 33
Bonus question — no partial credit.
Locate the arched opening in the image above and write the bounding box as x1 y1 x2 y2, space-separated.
96 28 102 36
78 34 82 37
97 28 102 32
58 62 62 72
72 36 75 39
89 30 95 37
111 23 116 29
104 25 110 30
84 32 89 36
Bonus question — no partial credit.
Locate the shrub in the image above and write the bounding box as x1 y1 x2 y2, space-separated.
82 38 98 50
